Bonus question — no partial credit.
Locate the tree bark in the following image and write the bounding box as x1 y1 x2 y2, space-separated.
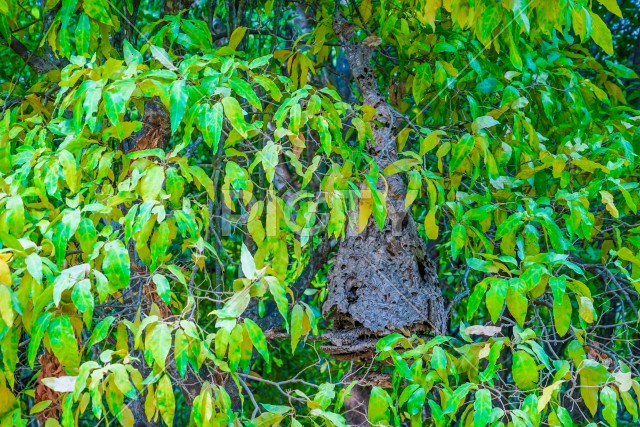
343 384 370 427
322 11 446 357
320 11 448 424
7 37 61 74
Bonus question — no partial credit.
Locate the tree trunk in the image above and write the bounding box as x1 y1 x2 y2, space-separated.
343 384 370 427
322 12 447 359
320 12 447 424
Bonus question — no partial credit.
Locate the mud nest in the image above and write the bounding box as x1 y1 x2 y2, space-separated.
322 218 446 357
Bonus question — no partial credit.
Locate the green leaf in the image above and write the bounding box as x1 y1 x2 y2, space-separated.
578 296 595 324
174 329 189 378
190 165 215 201
600 386 618 427
471 116 500 133
76 218 97 254
477 5 501 46
506 280 528 327
170 80 189 133
139 165 165 201
229 78 262 110
249 54 273 69
252 75 282 102
198 103 224 152
71 278 94 314
25 253 43 284
48 315 80 369
110 365 135 401
152 274 171 304
244 319 270 364
221 96 252 137
549 276 566 301
486 278 507 324
123 39 143 65
473 389 492 427
431 346 447 370
467 279 488 320
620 390 638 422
28 312 53 368
368 387 391 424
444 382 474 414
412 63 432 104
156 374 175 426
104 79 136 137
266 276 289 328
150 222 170 269
145 323 172 369
289 103 302 133
228 26 247 50
75 13 90 54
290 303 304 353
102 240 130 290
86 316 115 349
0 15 10 44
6 196 24 237
0 285 14 327
451 224 466 260
553 292 572 337
512 350 539 390
589 11 613 55
597 0 622 17
450 134 475 172
580 360 610 416
316 116 332 155
215 288 250 322
30 400 52 415
83 0 113 25
407 387 426 416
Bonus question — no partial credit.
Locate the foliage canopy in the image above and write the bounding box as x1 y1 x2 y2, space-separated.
1 0 640 426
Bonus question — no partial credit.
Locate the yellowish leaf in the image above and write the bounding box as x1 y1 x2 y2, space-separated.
359 188 373 233
600 190 619 218
537 380 564 412
590 11 613 55
229 27 247 50
0 258 11 286
424 208 439 240
597 0 622 17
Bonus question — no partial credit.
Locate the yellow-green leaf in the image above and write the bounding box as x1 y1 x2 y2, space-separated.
48 315 80 369
597 0 622 17
102 240 130 290
512 350 539 390
590 11 613 55
156 374 175 426
228 26 247 50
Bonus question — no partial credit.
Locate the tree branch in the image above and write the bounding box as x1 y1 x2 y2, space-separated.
6 37 60 74
248 239 336 332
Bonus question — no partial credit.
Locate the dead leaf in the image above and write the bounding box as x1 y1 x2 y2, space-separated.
362 36 382 47
41 376 77 393
478 343 491 359
464 325 502 337
614 371 632 392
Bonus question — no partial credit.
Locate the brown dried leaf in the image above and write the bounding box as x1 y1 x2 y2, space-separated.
362 36 382 47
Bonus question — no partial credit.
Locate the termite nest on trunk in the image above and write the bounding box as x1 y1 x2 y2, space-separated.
321 215 447 359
